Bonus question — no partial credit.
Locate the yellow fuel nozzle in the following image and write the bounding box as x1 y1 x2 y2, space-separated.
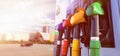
70 8 86 25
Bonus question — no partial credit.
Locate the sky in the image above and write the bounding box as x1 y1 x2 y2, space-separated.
0 0 55 34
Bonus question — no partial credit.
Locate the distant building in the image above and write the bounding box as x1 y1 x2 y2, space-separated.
0 33 29 41
0 33 6 41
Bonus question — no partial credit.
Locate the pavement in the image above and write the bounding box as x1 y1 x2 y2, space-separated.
1 44 119 56
0 44 53 56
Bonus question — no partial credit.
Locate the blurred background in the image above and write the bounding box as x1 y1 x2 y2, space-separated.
0 0 55 43
0 0 55 56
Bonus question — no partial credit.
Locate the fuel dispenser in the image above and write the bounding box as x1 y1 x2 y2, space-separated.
56 21 65 56
86 1 104 56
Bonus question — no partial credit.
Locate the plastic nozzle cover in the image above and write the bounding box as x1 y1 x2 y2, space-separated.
70 9 86 25
72 39 80 56
57 22 64 31
62 39 69 56
63 19 72 27
86 2 104 16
